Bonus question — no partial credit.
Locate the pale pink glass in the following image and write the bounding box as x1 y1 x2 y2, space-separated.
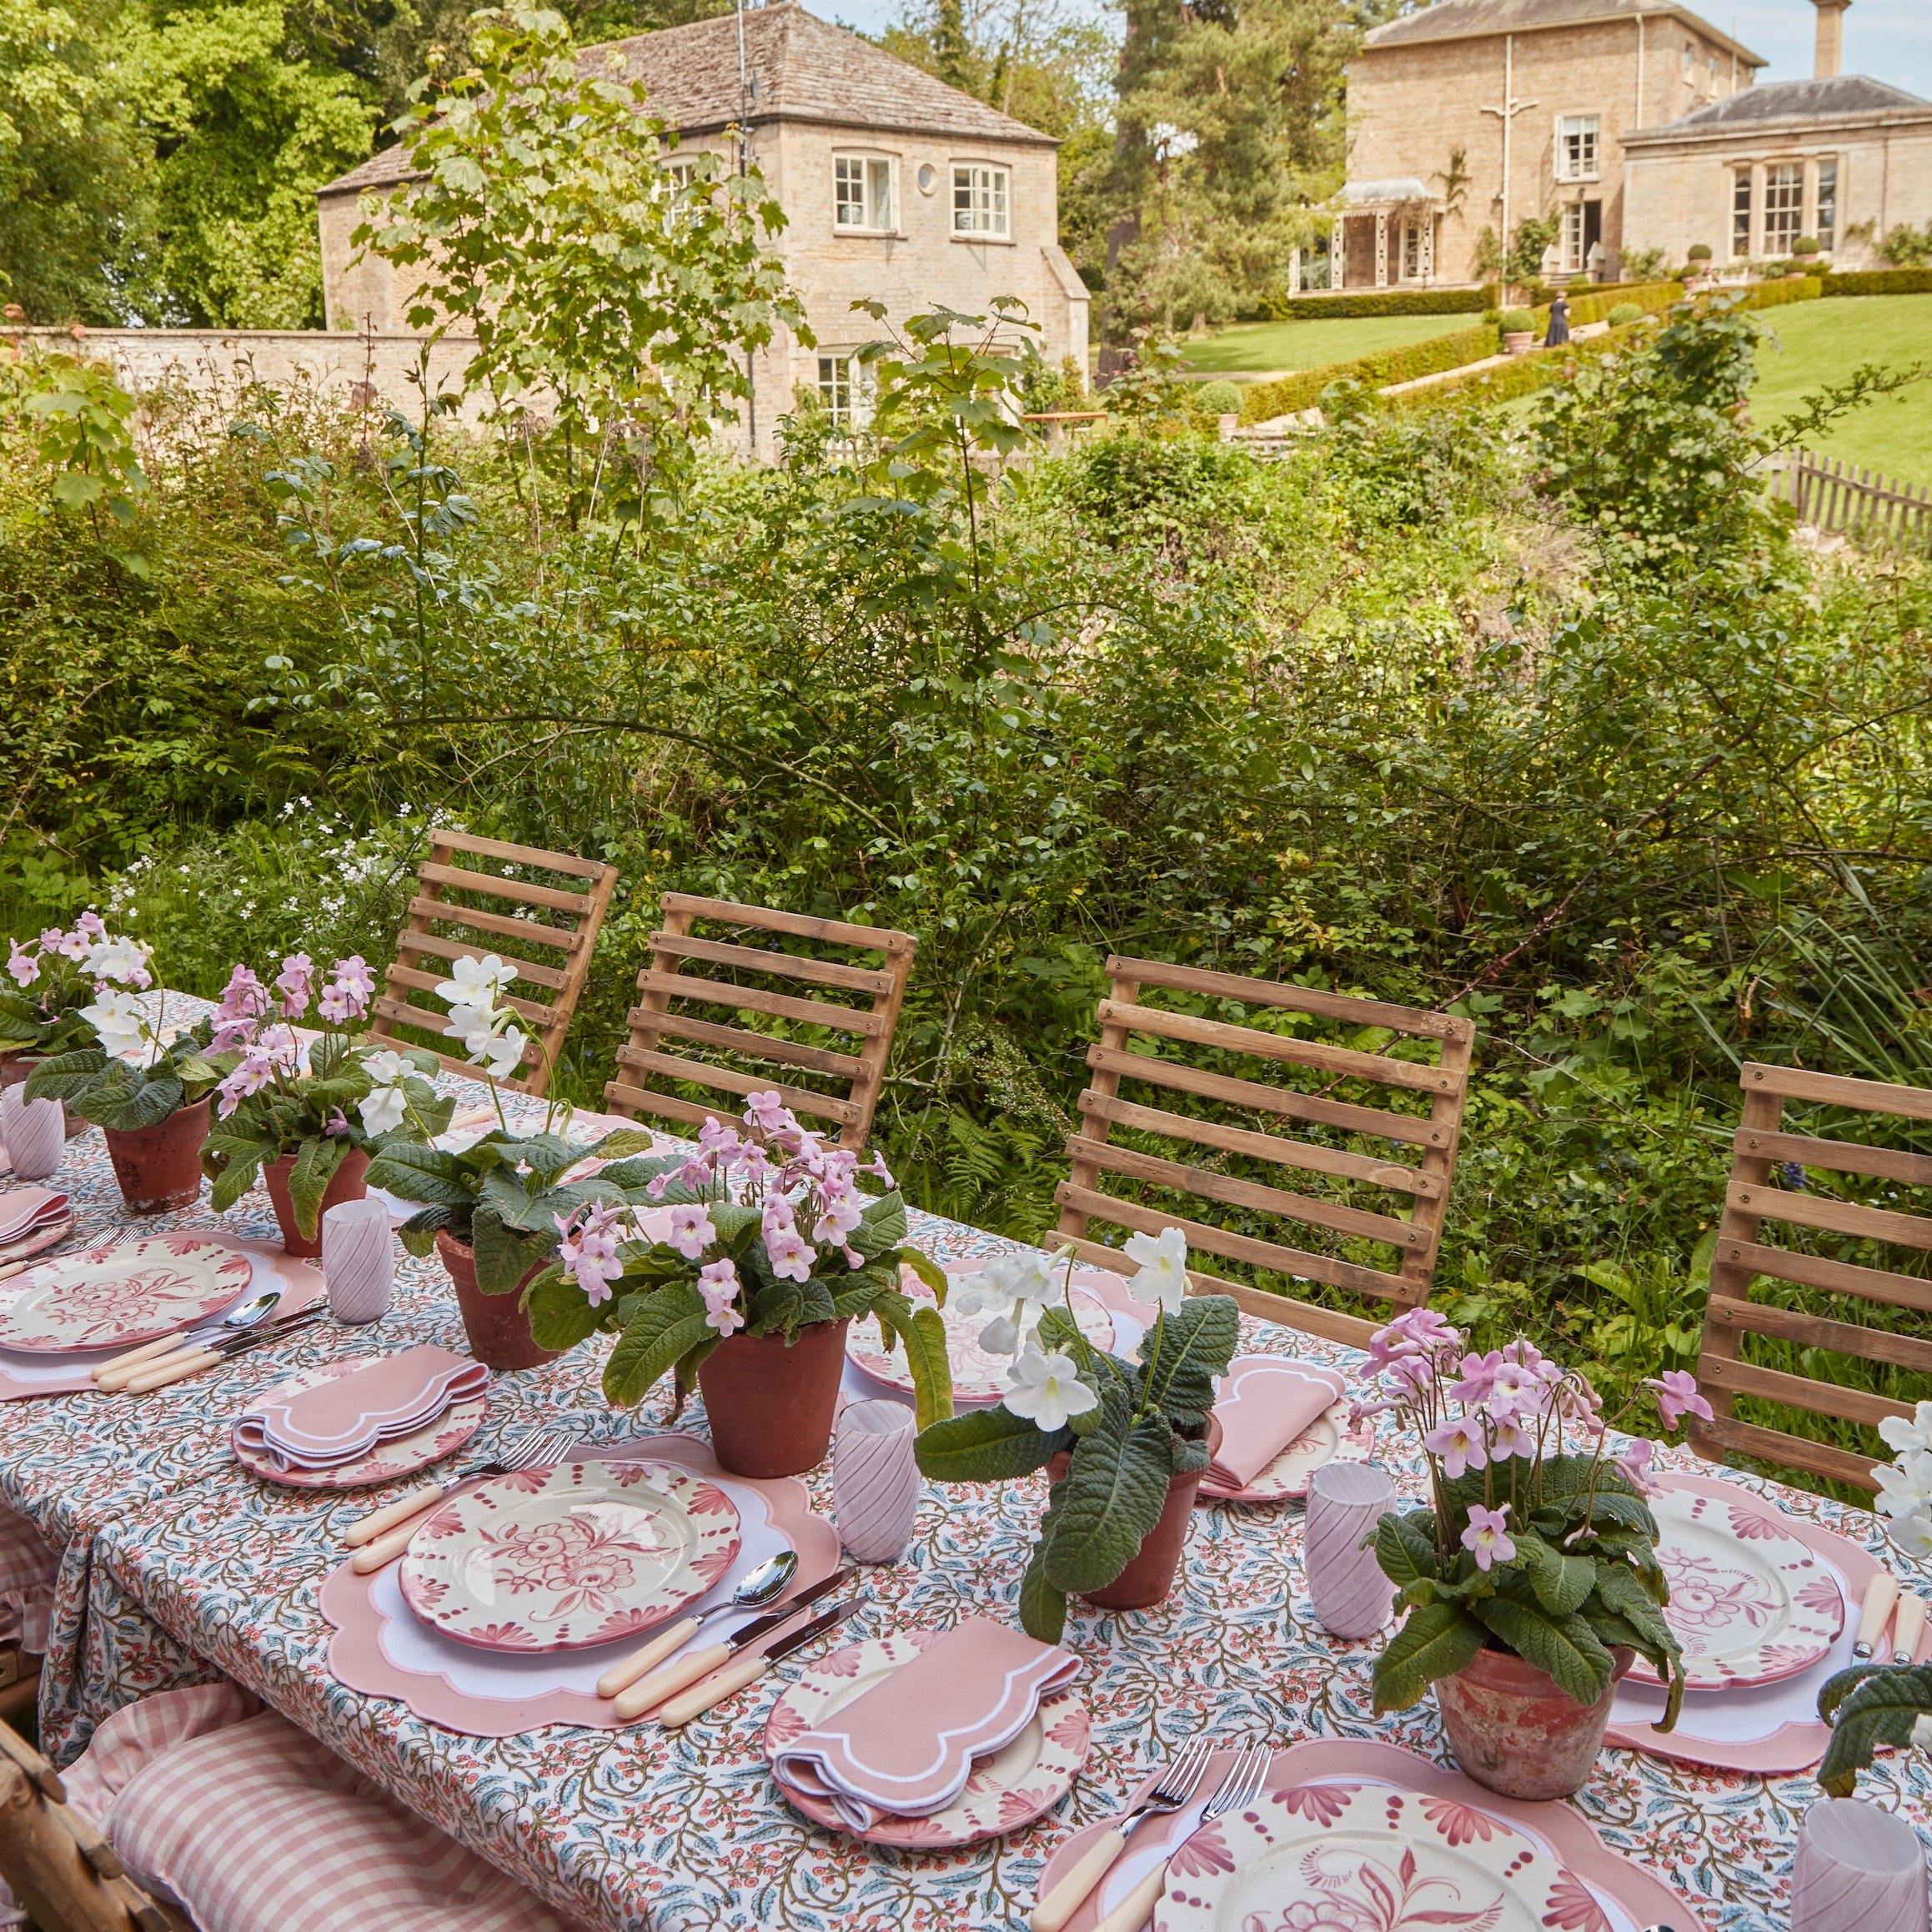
833 1398 921 1564
0 1089 64 1182
320 1197 394 1324
1304 1460 1398 1638
1794 1799 1930 1932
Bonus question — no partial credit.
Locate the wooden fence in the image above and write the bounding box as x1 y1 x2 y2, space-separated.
1766 450 1932 556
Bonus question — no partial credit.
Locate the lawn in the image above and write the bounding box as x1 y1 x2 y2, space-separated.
1182 311 1478 375
1750 294 1932 486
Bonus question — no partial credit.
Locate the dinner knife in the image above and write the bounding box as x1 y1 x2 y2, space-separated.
612 1571 851 1721
1854 1573 1900 1659
120 1309 324 1393
655 1595 867 1729
1893 1589 1929 1664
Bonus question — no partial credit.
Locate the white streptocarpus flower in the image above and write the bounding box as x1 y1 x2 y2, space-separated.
477 1025 526 1080
85 936 152 988
433 953 519 1016
1880 1403 1932 1459
1003 1347 1100 1433
359 1049 410 1087
81 988 155 1061
1122 1224 1190 1313
952 1247 1066 1354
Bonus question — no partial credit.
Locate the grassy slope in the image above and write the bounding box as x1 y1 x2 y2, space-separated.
1182 312 1477 375
1750 295 1932 486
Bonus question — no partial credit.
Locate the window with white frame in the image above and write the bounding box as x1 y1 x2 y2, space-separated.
1400 220 1422 281
951 163 1010 238
1815 157 1838 251
1555 115 1600 183
834 155 894 232
1731 168 1753 258
816 354 873 429
1560 202 1587 273
1764 161 1803 253
665 156 699 190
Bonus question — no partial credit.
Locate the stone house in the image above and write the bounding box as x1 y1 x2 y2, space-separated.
316 4 1087 457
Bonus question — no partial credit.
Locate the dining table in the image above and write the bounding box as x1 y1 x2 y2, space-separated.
4 992 1932 1932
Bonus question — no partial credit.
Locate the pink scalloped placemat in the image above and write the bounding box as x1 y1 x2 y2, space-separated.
321 1433 841 1735
1035 1737 1706 1932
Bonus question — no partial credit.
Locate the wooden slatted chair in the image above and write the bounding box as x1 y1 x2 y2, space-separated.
603 894 916 1151
1055 957 1475 1347
369 831 618 1097
1689 1061 1932 1490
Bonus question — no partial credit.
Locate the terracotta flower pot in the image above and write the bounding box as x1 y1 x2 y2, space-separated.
1434 1642 1634 1800
697 1318 851 1478
1046 1415 1222 1613
1503 330 1535 356
436 1228 561 1372
103 1097 211 1213
262 1147 371 1258
3 1052 88 1139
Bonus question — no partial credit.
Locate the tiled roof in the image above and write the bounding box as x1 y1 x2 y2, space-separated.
1633 73 1931 135
323 4 1054 198
1362 0 1764 66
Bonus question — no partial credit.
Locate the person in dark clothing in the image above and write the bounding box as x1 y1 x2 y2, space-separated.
1544 293 1571 346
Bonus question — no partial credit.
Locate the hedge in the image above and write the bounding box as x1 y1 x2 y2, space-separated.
1557 280 1683 328
1739 275 1824 309
1264 288 1493 320
1819 268 1932 297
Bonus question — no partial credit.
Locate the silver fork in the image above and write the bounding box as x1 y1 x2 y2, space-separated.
344 1423 577 1570
1091 1744 1273 1932
1031 1735 1215 1932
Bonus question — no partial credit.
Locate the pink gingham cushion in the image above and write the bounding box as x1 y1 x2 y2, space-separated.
71 1684 582 1930
0 1501 56 1653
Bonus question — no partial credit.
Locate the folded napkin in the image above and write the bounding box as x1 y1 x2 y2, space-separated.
770 1617 1081 1829
233 1347 489 1471
0 1188 68 1246
1207 1357 1348 1491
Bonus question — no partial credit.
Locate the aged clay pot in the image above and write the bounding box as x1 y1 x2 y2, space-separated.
696 1318 851 1478
103 1097 211 1213
1046 1415 1222 1613
1434 1642 1634 1800
436 1228 560 1372
3 1053 88 1138
262 1147 371 1259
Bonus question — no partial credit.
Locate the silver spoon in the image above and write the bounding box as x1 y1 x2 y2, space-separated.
595 1548 801 1699
93 1292 285 1388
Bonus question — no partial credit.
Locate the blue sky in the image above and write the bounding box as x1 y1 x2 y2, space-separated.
824 0 1929 98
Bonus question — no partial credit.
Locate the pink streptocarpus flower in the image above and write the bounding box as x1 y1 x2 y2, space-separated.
765 1227 815 1283
1449 1350 1501 1407
1646 1369 1714 1430
555 1202 625 1308
666 1203 716 1260
215 1047 279 1119
812 1189 865 1247
274 953 314 1021
317 955 376 1024
1461 1503 1515 1572
743 1089 797 1140
1486 1411 1534 1460
697 1257 743 1337
322 1109 350 1138
1617 1437 1659 1494
6 941 38 987
74 912 106 941
1426 1415 1488 1479
212 964 270 1050
863 1150 895 1189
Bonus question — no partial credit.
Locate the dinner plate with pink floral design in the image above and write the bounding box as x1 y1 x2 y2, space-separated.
0 1237 253 1353
767 1630 1090 1848
1154 1782 1596 1932
1623 1486 1844 1690
232 1362 487 1491
398 1460 741 1653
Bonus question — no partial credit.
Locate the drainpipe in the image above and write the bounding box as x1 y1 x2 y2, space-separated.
1635 14 1645 126
1500 34 1513 273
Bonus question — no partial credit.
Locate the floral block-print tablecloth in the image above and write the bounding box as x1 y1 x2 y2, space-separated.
5 1000 1932 1930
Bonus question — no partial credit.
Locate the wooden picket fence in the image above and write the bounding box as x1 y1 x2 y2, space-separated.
1766 449 1932 556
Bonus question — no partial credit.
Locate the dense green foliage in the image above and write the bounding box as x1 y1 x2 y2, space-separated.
1267 289 1493 321
1822 268 1932 298
2 301 1929 1440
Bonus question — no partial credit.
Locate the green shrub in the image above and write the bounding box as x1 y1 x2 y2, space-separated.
1191 379 1244 415
1238 322 1496 421
1687 243 1713 262
1819 268 1932 296
1793 237 1820 258
1265 287 1492 320
1499 309 1535 334
1563 281 1682 329
1607 302 1644 326
1741 276 1823 310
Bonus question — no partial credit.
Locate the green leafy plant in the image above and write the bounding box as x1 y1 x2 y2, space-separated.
1499 309 1536 336
8 353 150 578
1818 1663 1932 1794
0 917 154 1057
916 1230 1237 1642
1686 243 1714 263
1359 1308 1708 1729
24 1015 220 1131
523 1093 954 1425
1606 302 1643 327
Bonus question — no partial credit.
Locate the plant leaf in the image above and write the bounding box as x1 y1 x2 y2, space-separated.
916 1403 1063 1482
1816 1663 1932 1796
1138 1293 1238 1428
603 1283 714 1408
1474 1593 1616 1709
288 1135 349 1241
866 1292 955 1428
1018 1540 1067 1644
1376 1511 1442 1603
1041 1412 1173 1596
1372 1601 1484 1714
526 1264 611 1352
1521 1538 1596 1618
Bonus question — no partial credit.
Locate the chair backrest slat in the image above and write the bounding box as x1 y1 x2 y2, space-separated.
602 894 915 1149
370 830 618 1097
1689 1061 1932 1489
1056 956 1473 1347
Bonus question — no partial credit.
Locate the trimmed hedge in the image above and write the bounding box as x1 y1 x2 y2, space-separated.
1819 268 1932 297
1267 287 1493 319
1557 280 1683 328
1239 322 1496 421
1739 275 1824 310
1384 325 1630 414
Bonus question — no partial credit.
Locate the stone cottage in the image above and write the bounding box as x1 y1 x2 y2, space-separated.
317 4 1088 456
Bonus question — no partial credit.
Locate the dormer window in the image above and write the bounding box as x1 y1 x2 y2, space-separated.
835 155 895 233
952 163 1010 238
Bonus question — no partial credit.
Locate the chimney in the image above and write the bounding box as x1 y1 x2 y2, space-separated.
1811 0 1849 78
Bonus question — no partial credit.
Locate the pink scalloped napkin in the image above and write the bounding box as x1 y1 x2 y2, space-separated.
770 1616 1081 1829
0 1188 68 1245
1207 1357 1347 1491
233 1346 489 1470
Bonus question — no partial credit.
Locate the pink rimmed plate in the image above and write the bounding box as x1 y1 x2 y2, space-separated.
1197 1396 1377 1504
0 1236 253 1352
399 1459 741 1654
1624 1484 1844 1690
232 1361 487 1491
767 1629 1090 1848
1154 1781 1590 1932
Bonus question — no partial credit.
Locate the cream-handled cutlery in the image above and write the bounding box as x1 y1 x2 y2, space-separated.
656 1595 867 1729
611 1567 846 1720
93 1292 284 1389
120 1310 325 1393
0 1221 76 1282
1091 1744 1272 1932
344 1423 578 1573
1031 1736 1215 1932
596 1549 800 1700
1854 1573 1901 1659
1892 1589 1929 1664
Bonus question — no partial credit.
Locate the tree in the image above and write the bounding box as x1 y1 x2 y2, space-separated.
355 6 807 528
